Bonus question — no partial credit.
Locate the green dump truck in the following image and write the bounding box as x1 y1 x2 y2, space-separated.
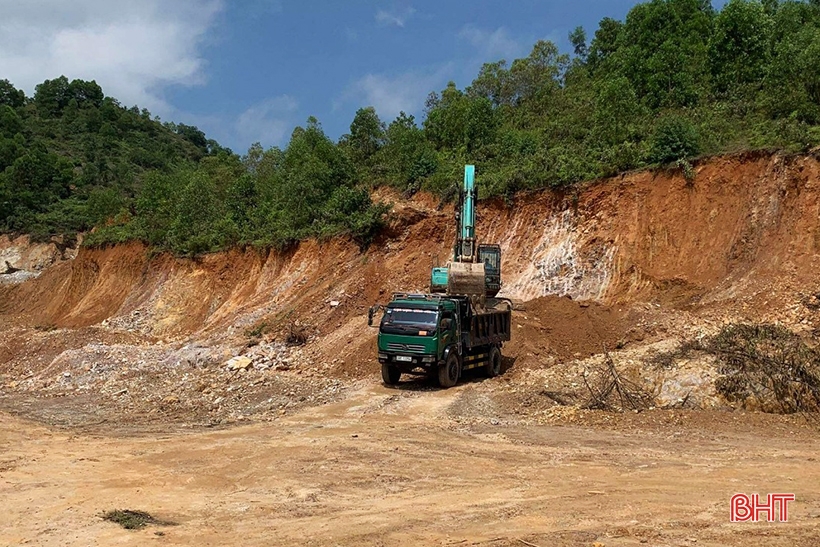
368 293 512 388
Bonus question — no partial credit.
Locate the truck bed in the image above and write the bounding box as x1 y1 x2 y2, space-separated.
465 302 511 348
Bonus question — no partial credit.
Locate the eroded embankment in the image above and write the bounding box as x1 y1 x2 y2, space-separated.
1 152 820 425
2 152 820 354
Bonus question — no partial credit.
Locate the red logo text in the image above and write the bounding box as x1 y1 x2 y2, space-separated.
731 493 795 522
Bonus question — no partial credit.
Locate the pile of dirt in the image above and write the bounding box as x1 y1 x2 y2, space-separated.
515 296 633 359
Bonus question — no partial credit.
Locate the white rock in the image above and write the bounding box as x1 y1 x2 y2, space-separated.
226 356 253 371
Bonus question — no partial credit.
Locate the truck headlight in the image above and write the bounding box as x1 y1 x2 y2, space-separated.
421 356 435 363
378 353 387 360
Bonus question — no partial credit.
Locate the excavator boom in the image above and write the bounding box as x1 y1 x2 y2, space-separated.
430 165 501 297
456 165 477 262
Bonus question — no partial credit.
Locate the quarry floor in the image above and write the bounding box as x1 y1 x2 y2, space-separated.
2 378 819 547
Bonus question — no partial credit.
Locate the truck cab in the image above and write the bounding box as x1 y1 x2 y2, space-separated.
374 295 458 373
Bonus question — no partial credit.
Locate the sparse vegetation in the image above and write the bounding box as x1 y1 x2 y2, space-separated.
285 321 310 347
646 338 706 369
710 324 820 415
245 321 270 339
648 323 820 416
101 510 174 530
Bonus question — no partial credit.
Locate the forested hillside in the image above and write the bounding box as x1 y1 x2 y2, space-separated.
364 0 820 198
0 76 226 238
3 0 820 254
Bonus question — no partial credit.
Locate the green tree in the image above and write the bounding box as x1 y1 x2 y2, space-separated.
593 76 646 145
507 40 568 105
347 107 385 166
616 0 714 108
764 4 820 121
468 60 514 106
254 117 356 242
587 17 623 70
425 83 497 152
242 142 265 174
569 26 588 58
377 112 437 189
0 80 25 108
0 105 24 138
709 0 771 95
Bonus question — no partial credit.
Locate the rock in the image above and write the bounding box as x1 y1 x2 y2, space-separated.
330 301 341 308
226 356 253 371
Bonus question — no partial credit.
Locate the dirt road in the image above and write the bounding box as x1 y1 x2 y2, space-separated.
2 380 819 547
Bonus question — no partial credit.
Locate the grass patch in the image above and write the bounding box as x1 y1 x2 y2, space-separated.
245 321 270 339
101 509 174 530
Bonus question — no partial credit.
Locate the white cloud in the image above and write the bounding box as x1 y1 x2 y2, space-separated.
0 0 223 116
458 25 527 62
341 64 452 121
235 95 299 148
375 7 416 28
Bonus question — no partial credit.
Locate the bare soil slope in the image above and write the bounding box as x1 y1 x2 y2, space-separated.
4 152 820 351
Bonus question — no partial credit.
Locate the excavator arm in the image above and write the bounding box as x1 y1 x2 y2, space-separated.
430 165 502 298
454 165 477 262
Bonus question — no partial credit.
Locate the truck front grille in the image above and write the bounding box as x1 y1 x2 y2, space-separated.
386 343 426 353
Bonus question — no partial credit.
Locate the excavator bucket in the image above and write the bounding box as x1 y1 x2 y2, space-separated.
447 261 486 296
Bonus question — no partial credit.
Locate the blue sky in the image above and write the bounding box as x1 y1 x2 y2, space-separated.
0 0 727 153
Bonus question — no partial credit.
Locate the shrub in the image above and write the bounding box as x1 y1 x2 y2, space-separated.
649 115 701 164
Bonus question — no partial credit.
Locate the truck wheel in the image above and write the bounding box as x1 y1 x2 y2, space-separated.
381 363 401 385
485 346 502 378
438 352 460 388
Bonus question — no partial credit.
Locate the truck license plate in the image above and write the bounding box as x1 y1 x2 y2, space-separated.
395 355 412 362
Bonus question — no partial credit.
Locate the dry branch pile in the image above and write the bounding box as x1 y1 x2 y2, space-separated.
709 324 820 415
582 351 653 412
647 324 820 416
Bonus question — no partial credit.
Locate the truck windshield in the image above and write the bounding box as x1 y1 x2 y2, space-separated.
381 307 438 334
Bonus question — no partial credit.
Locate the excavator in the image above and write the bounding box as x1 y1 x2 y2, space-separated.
430 165 502 298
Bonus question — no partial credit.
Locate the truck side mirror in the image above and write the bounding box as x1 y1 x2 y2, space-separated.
368 305 384 327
